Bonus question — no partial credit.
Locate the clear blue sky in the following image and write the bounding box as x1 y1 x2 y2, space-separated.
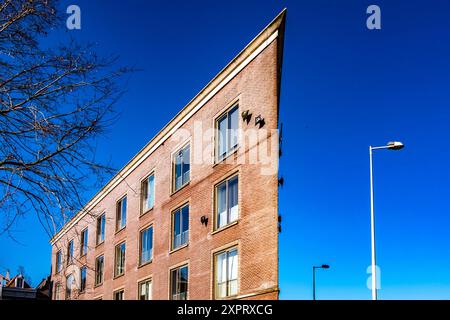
1 0 450 299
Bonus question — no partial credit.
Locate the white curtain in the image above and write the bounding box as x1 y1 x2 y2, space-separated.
228 249 238 296
217 252 228 298
228 177 238 223
229 107 239 149
217 182 227 228
218 116 227 158
147 175 154 209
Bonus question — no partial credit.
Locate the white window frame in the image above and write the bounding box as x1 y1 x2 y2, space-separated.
214 247 239 299
215 104 239 162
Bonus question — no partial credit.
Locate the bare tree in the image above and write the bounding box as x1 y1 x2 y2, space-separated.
17 265 32 285
0 1 130 237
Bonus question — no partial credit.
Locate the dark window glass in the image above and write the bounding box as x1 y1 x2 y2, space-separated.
96 214 105 244
115 242 126 277
170 265 188 300
172 204 189 250
173 144 190 191
95 255 104 285
139 226 153 265
80 266 87 292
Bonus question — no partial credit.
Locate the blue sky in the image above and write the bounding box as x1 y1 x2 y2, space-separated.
1 0 450 299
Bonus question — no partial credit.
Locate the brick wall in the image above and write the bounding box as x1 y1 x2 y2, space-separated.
50 19 284 300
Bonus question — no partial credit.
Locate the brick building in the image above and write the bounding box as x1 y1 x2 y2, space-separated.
50 9 286 300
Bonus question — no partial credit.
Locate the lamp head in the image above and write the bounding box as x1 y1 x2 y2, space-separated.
387 141 404 150
321 264 330 269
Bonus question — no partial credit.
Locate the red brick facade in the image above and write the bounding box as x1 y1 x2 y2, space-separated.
50 10 286 300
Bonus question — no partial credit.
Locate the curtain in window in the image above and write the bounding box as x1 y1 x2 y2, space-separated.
173 210 181 249
229 107 239 149
121 197 127 228
173 206 189 249
181 205 189 245
218 116 227 159
141 227 153 264
95 256 104 284
82 230 88 255
66 274 74 298
116 243 126 275
179 266 188 300
56 252 61 272
171 267 188 300
97 215 105 243
140 281 152 300
182 145 190 184
228 176 238 223
217 182 227 228
228 249 238 296
175 153 182 190
216 252 228 298
147 175 154 209
80 267 87 291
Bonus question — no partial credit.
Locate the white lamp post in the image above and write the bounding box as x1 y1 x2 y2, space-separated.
369 141 404 300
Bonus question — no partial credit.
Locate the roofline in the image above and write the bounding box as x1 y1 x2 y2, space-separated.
50 8 287 245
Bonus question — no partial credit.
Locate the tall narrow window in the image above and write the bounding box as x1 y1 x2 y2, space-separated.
139 226 153 265
141 174 155 213
116 196 127 231
114 242 126 277
67 240 74 265
170 265 188 300
173 144 190 192
114 290 124 300
138 279 152 300
80 266 87 293
215 175 239 229
80 228 88 256
216 105 239 161
55 250 62 273
172 204 189 250
96 213 105 245
54 283 61 300
95 255 104 286
16 277 23 288
66 274 74 299
215 247 238 299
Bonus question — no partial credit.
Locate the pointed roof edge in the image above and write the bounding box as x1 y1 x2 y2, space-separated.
50 8 287 245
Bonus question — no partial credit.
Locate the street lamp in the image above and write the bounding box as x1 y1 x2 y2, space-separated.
369 141 404 300
312 264 330 300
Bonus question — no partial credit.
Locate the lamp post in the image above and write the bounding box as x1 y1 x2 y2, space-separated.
312 264 330 300
369 141 404 300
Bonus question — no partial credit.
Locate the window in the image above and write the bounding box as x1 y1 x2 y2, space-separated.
16 277 23 288
138 279 152 300
55 250 62 273
215 247 238 298
116 196 127 231
139 226 153 265
66 274 74 299
171 204 189 250
215 175 239 230
114 290 124 300
216 105 239 161
80 228 88 256
170 265 188 300
80 266 87 293
54 283 61 300
95 255 104 286
114 242 126 277
67 240 74 265
96 213 105 245
141 174 155 213
173 144 190 192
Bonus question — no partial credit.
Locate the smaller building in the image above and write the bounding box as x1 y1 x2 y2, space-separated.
0 273 52 300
